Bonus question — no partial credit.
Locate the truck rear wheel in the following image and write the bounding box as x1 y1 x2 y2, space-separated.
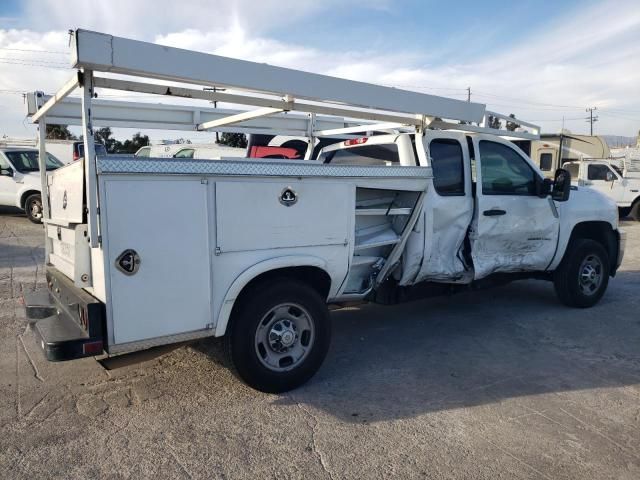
553 239 609 308
225 279 331 393
25 194 43 224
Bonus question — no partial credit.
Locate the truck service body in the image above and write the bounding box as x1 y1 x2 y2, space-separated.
24 30 625 392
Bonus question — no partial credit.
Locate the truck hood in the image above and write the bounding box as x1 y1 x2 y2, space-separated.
561 186 618 228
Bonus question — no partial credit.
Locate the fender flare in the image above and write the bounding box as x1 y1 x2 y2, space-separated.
548 219 618 271
17 187 41 209
214 255 329 337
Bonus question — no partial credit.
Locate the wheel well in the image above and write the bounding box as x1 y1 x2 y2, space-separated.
235 266 332 306
568 221 619 275
20 190 40 209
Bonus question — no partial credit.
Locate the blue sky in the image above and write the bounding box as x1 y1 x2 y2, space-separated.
0 0 638 140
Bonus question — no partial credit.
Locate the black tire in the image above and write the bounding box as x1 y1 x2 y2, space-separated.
553 239 609 308
24 194 43 224
618 207 631 219
630 199 640 221
224 279 331 393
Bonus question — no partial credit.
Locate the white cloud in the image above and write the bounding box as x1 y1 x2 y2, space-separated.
0 0 639 140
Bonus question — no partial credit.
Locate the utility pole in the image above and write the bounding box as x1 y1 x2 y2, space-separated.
585 107 598 136
467 87 471 102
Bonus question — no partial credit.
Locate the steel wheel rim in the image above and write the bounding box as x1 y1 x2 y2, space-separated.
578 254 603 296
254 303 315 372
29 198 42 220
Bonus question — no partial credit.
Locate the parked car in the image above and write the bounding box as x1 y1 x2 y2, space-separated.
45 140 107 164
0 147 63 222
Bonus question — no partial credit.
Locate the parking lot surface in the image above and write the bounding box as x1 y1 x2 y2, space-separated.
1 207 639 479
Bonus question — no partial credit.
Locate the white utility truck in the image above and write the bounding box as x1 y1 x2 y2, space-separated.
563 154 640 220
24 30 625 393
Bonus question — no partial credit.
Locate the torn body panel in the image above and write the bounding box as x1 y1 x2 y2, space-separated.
471 192 560 279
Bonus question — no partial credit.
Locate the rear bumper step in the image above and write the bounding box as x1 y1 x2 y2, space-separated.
23 267 105 361
33 312 103 361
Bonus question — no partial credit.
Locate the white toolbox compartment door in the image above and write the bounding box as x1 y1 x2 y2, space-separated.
103 178 211 344
48 160 84 223
215 180 350 252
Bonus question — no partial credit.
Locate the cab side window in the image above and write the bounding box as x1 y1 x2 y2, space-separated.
588 164 612 181
429 139 464 196
479 141 537 195
174 148 195 158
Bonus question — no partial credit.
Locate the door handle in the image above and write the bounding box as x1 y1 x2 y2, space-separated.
483 209 506 216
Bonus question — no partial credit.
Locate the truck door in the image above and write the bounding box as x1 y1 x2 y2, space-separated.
471 136 560 279
581 162 626 205
400 131 474 284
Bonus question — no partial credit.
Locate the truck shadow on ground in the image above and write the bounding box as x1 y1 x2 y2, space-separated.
0 242 45 268
263 272 640 423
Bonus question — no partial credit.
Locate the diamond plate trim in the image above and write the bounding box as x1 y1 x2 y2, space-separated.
96 156 433 178
107 327 215 354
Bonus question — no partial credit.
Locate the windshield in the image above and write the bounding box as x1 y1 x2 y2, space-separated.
4 151 63 172
77 143 108 157
319 144 399 165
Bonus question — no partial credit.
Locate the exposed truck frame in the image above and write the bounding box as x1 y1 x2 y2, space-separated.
24 29 623 393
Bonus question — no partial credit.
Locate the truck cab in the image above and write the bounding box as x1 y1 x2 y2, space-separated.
319 132 622 285
564 160 640 219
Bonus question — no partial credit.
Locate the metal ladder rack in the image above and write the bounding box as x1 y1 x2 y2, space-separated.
27 28 541 255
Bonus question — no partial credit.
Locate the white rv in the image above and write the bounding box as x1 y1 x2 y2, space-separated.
514 133 611 176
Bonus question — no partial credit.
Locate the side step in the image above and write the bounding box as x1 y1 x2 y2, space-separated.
23 267 105 362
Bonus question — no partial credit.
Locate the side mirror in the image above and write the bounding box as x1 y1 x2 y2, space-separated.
606 171 615 182
536 177 553 198
0 167 13 177
551 168 571 202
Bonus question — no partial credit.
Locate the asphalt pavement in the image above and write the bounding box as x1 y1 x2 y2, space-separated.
1 206 639 479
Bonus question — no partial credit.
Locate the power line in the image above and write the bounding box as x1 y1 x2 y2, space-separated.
0 59 69 70
387 84 467 92
0 47 67 55
0 56 67 66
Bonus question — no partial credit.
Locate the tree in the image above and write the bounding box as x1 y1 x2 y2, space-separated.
94 127 119 153
46 124 76 140
506 113 520 132
218 132 247 148
487 115 502 130
117 132 150 154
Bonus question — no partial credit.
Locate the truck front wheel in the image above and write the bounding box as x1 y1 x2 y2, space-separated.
553 239 609 308
225 279 331 393
25 194 43 224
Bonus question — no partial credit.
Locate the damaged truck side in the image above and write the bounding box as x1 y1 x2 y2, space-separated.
24 30 625 393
